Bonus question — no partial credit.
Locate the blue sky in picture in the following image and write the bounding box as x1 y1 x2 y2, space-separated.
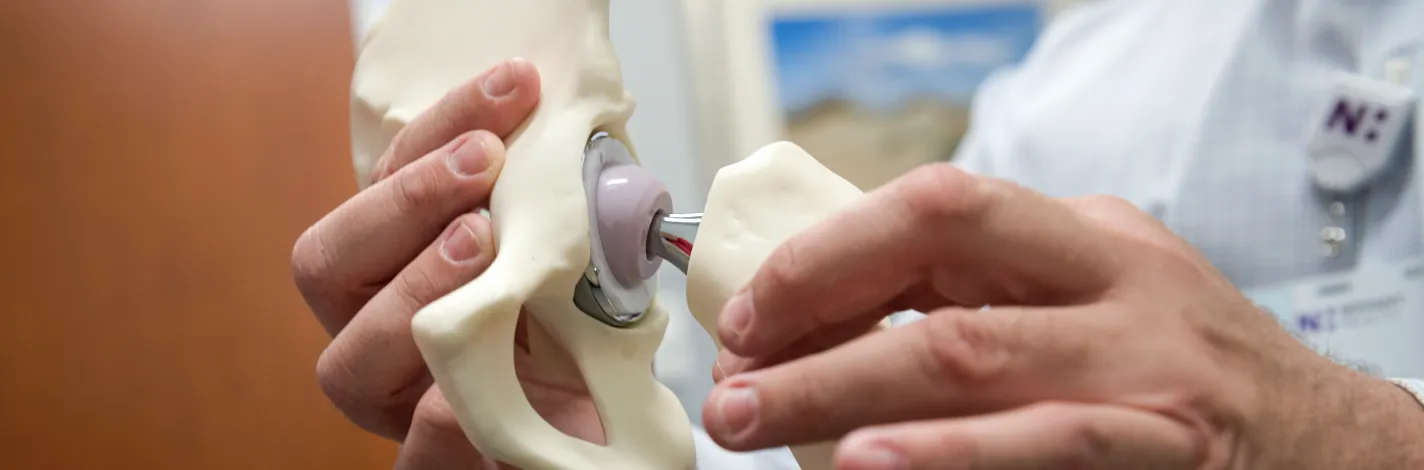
771 4 1041 113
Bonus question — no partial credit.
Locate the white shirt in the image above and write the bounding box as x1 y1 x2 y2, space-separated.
956 0 1424 290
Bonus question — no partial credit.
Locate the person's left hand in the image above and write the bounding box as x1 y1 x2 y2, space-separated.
701 163 1424 470
292 60 606 469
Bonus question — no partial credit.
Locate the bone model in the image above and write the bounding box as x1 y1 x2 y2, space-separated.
687 142 871 470
351 0 866 468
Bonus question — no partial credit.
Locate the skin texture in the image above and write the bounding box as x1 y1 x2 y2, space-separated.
702 163 1424 470
296 63 1424 469
293 61 603 469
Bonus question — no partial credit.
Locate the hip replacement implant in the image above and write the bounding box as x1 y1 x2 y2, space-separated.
352 1 868 469
351 0 693 468
576 132 702 327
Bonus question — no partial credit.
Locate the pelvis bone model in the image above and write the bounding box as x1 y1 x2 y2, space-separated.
351 0 871 468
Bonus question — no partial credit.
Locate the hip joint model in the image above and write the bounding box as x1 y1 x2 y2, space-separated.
352 0 872 468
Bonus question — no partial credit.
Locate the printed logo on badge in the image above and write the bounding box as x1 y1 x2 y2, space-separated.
1307 73 1417 193
1325 98 1394 142
1245 257 1424 378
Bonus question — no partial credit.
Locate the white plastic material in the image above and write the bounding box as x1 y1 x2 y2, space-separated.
352 1 878 468
687 141 883 469
351 0 693 468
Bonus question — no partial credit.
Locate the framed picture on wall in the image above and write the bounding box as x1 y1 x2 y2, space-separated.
680 0 1047 191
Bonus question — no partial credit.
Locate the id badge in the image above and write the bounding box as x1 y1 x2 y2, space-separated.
1249 56 1424 378
1246 258 1424 377
1307 72 1416 193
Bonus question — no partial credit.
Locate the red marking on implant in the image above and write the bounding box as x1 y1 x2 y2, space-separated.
664 236 693 255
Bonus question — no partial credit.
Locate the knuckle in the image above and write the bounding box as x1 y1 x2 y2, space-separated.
897 163 993 226
917 427 982 464
393 265 442 312
1070 195 1183 246
316 346 364 416
1077 194 1135 211
757 238 830 327
919 313 1009 385
1149 243 1193 268
1070 195 1157 233
391 108 456 165
760 240 804 296
427 83 486 134
1035 403 1113 466
386 127 415 163
291 224 336 293
368 154 393 186
1030 402 1084 428
412 391 465 438
1130 238 1207 286
390 161 446 214
316 345 423 440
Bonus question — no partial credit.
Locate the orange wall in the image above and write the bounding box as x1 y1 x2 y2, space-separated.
0 1 394 468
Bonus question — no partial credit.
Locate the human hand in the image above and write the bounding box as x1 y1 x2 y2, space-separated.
292 59 603 469
703 163 1424 469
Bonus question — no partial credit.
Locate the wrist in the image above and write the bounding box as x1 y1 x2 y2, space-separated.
1342 374 1424 468
1261 361 1424 470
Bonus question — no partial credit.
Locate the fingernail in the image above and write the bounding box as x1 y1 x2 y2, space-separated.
483 60 520 98
714 384 759 437
441 222 481 262
719 290 755 343
447 134 491 177
369 157 391 184
713 357 729 382
840 435 909 470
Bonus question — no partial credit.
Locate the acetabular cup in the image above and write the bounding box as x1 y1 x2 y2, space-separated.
350 0 694 468
687 142 884 470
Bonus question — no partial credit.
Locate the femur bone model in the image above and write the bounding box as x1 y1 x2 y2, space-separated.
351 0 871 468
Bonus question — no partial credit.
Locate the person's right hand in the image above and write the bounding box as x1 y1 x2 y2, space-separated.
701 164 1424 470
292 59 604 469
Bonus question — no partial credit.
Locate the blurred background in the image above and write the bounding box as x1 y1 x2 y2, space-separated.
0 0 1057 468
768 1 1039 189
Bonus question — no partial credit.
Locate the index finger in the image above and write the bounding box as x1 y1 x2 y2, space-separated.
703 305 1101 450
718 164 1122 357
364 58 542 185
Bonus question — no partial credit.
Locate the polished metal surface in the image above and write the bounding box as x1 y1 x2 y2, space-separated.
572 264 645 326
575 131 647 328
573 133 703 327
649 212 700 274
657 213 701 244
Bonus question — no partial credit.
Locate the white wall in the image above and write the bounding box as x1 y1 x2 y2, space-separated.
611 1 707 213
609 0 722 426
